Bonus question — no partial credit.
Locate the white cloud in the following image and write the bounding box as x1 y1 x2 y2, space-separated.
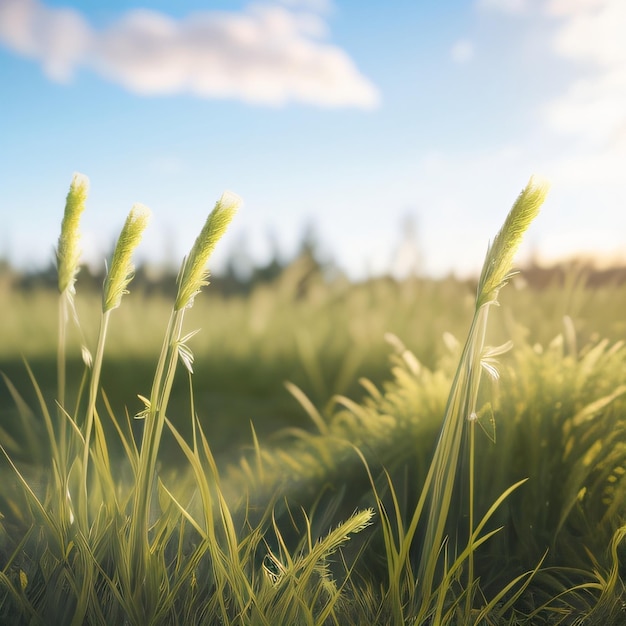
541 0 626 183
549 0 626 66
450 39 474 64
548 0 607 18
0 0 379 108
544 70 626 147
478 0 626 186
476 0 531 15
0 0 91 81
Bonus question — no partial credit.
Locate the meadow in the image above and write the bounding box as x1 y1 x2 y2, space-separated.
1 175 626 624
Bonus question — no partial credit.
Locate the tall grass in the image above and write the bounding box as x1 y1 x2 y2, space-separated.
56 172 89 467
1 173 625 625
0 177 378 625
345 176 550 624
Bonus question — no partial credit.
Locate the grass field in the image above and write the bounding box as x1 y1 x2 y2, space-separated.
1 175 626 624
3 259 623 456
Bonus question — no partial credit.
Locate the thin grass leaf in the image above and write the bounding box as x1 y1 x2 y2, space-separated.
285 381 329 435
1 372 43 457
472 551 548 624
0 444 58 533
101 392 139 472
23 358 61 470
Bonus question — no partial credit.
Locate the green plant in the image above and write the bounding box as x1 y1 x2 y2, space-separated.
0 175 378 625
2 173 626 625
354 176 548 625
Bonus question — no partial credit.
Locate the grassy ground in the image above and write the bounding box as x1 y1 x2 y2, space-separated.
2 266 626 623
3 261 624 457
1 176 626 623
0 269 477 456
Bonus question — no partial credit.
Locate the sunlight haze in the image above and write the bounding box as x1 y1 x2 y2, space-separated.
1 0 625 278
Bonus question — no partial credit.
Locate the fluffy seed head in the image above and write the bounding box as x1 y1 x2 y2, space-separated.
57 173 89 294
477 175 549 308
175 192 240 311
102 204 151 312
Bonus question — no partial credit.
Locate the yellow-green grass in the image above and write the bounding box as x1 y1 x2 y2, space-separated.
1 174 626 624
3 266 626 453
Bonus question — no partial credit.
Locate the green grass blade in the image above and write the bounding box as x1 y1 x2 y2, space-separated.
417 176 548 606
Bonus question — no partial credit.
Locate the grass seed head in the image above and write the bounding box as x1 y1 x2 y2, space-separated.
103 203 151 312
175 191 240 310
57 172 89 295
477 174 549 308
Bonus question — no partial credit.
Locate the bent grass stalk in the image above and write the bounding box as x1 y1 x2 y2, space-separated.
365 176 548 623
129 192 239 595
80 203 150 529
340 177 548 625
416 175 549 620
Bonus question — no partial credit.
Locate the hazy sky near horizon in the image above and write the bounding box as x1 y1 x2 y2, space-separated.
1 0 625 279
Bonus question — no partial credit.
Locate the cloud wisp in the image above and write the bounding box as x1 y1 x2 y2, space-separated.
0 0 379 108
450 38 475 64
544 0 626 147
479 0 626 186
542 0 626 185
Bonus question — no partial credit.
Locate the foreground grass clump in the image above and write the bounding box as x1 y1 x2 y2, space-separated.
0 175 375 625
1 173 625 624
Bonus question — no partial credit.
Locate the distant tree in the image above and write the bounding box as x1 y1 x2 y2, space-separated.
390 214 423 278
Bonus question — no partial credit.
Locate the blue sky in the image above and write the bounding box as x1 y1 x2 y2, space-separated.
1 0 625 279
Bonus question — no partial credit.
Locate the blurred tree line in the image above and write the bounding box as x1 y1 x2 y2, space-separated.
2 224 626 296
1 226 340 298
